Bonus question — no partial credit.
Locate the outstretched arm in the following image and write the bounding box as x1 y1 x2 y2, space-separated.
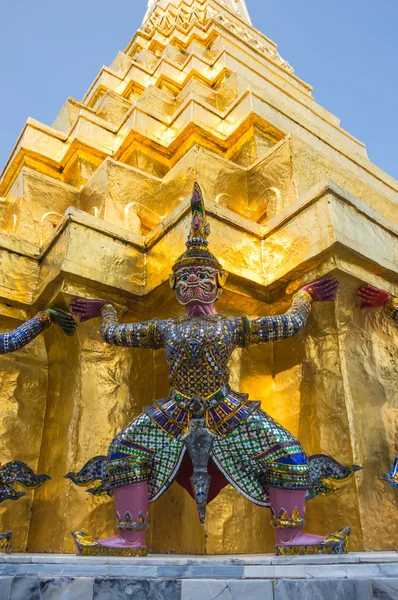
0 313 51 354
235 278 339 346
100 304 162 348
357 284 398 324
0 309 76 354
70 299 163 349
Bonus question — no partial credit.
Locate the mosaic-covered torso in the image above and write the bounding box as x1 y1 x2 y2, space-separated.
161 315 240 398
100 292 312 438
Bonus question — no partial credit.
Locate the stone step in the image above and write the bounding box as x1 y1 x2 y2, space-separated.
0 553 397 599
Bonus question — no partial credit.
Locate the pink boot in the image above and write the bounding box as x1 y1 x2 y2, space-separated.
269 488 351 556
72 482 149 557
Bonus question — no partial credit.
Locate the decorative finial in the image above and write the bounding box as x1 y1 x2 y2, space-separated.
143 0 252 25
187 182 210 247
172 183 222 273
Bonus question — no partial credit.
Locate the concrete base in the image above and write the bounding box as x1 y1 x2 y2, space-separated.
0 552 397 599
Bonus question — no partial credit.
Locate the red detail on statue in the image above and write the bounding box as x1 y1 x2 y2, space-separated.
175 454 229 504
192 214 201 231
356 284 392 309
269 488 324 546
301 278 339 302
70 299 107 323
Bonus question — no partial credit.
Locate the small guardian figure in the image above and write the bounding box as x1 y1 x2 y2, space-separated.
69 183 359 557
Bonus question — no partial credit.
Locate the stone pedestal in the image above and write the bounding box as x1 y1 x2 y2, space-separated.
0 552 397 599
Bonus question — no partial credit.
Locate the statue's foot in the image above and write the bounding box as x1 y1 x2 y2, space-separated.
275 527 351 556
71 531 147 557
98 535 145 549
280 531 324 546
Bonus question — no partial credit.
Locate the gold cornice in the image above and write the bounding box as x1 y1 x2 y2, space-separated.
1 181 397 312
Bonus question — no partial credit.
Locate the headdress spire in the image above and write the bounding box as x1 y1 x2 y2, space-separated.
172 183 222 273
187 181 210 247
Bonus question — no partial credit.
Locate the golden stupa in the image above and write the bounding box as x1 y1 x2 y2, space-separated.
0 0 396 554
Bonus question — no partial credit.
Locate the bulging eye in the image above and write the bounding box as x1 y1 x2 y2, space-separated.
199 273 207 280
181 275 189 282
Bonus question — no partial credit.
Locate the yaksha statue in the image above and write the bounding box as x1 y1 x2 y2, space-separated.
357 284 398 489
69 184 358 557
0 308 76 354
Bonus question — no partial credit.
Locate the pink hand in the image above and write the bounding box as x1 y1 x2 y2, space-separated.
70 299 108 323
356 284 392 309
301 278 339 302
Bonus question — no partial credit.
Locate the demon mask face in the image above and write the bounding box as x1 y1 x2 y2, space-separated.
173 265 219 305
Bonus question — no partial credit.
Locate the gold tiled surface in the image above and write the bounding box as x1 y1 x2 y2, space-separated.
0 0 396 554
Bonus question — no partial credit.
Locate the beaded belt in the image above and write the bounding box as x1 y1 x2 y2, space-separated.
145 386 258 438
169 386 231 416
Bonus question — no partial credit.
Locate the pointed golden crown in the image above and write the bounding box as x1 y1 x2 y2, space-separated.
172 183 222 273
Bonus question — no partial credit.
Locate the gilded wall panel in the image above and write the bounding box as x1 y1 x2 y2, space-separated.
0 0 396 557
291 137 398 224
335 277 398 551
0 316 48 551
2 169 79 245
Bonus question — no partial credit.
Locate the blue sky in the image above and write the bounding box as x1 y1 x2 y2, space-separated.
0 0 397 179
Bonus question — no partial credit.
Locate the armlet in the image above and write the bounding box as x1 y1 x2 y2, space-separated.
36 312 52 327
240 316 251 347
148 318 162 349
294 290 313 304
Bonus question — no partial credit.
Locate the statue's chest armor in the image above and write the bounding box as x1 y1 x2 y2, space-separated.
165 319 233 368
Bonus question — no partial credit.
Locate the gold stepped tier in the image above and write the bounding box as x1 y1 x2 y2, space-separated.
1 1 396 249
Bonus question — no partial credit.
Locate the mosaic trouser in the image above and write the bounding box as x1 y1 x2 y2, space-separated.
69 183 358 557
356 284 398 489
